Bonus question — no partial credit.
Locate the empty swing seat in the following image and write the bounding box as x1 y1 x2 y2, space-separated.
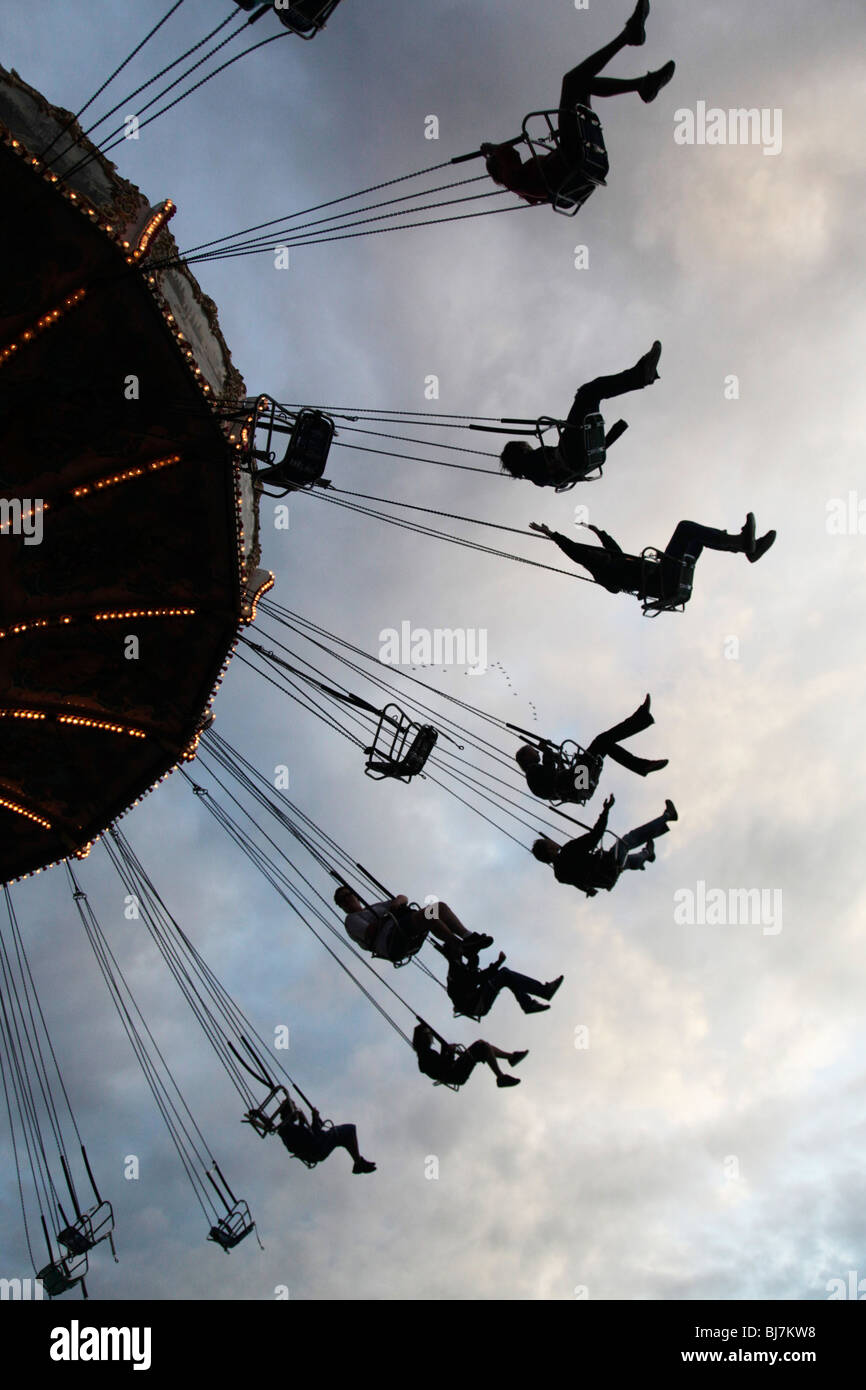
258 409 334 491
364 705 439 782
37 1256 87 1298
57 1201 115 1258
394 725 439 778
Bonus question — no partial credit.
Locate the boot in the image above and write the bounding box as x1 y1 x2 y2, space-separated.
713 515 755 554
640 61 676 103
740 512 757 554
462 932 493 956
637 340 662 384
625 0 650 45
748 530 777 563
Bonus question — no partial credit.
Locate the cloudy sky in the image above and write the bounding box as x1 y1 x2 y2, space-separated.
2 0 865 1302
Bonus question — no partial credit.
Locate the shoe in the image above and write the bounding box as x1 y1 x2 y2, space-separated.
640 60 675 103
739 512 757 554
353 1159 377 1174
624 0 650 45
638 341 662 385
497 1075 521 1088
665 799 678 822
522 1000 550 1014
462 932 493 955
748 530 777 563
644 840 656 863
640 692 652 717
509 1050 529 1067
543 975 564 1000
641 758 668 774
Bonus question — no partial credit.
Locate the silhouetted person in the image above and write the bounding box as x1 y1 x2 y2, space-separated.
276 1097 376 1173
436 939 563 1019
412 1022 527 1089
481 1 675 207
335 888 493 963
531 513 776 611
516 693 667 805
532 794 677 897
501 342 661 488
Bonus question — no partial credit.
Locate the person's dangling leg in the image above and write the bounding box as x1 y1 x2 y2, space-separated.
665 516 776 565
587 694 654 756
569 347 662 426
619 805 675 851
665 517 755 563
558 3 675 109
418 900 493 954
471 1040 520 1086
604 744 668 776
559 342 662 472
328 1124 376 1174
622 846 654 870
560 39 629 110
499 968 563 1013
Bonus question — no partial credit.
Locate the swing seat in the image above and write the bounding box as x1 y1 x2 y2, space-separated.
521 105 608 216
547 740 603 806
364 704 439 782
57 1201 115 1258
208 1201 257 1252
371 909 427 968
37 1255 87 1297
274 0 343 36
261 408 334 491
580 413 607 478
550 413 606 489
285 1117 334 1169
433 1049 465 1092
639 548 696 615
528 416 606 489
244 1085 290 1138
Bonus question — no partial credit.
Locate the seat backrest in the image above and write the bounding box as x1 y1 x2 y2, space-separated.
208 1204 255 1250
37 1258 85 1296
582 413 606 471
282 409 334 483
278 1 339 34
400 725 438 776
640 548 695 613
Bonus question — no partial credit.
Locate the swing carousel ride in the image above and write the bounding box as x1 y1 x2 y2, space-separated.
0 0 774 1300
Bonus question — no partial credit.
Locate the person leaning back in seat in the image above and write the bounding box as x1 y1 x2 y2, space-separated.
334 887 494 963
